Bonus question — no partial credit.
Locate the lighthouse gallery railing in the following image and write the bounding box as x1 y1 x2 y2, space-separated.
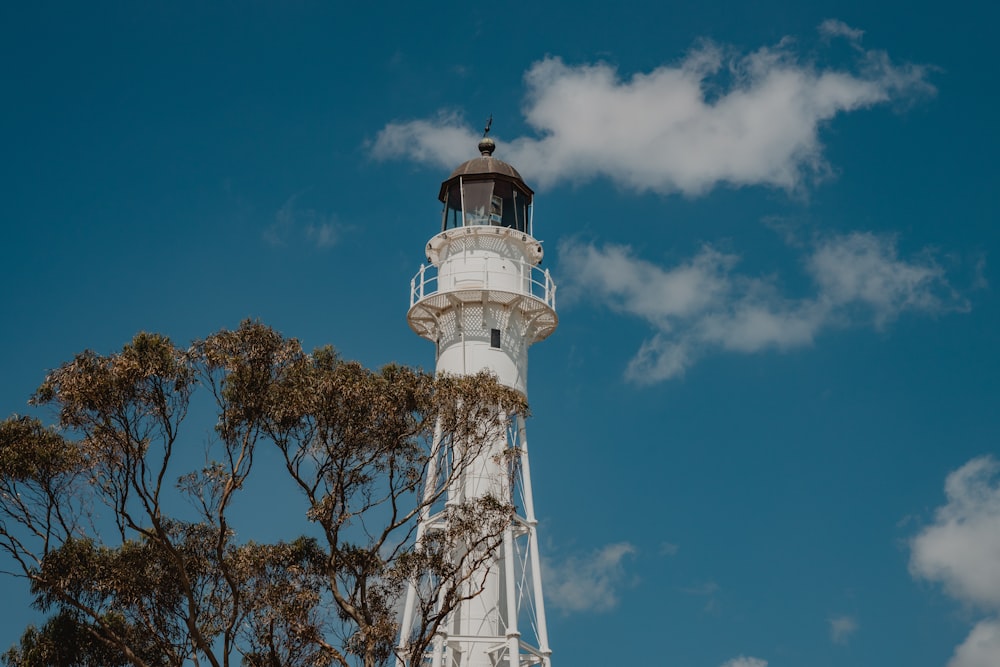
410 258 557 311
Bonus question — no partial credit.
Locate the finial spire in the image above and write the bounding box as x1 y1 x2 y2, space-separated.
478 114 496 156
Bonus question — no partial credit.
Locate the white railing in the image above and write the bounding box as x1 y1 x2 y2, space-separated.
410 258 557 311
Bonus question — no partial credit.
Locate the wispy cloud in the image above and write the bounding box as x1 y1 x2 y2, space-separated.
911 456 1000 667
264 194 341 249
818 19 865 42
306 222 338 248
559 231 966 383
680 579 721 613
681 580 720 596
543 542 636 614
720 657 767 667
372 22 933 196
829 614 859 644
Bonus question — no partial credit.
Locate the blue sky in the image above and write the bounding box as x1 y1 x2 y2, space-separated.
2 2 999 666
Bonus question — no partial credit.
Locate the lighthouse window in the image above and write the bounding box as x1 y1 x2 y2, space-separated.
490 195 503 225
511 189 530 234
491 181 530 233
490 329 501 349
443 185 464 231
462 181 494 226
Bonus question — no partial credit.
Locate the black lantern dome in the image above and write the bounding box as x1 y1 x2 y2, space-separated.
438 137 534 234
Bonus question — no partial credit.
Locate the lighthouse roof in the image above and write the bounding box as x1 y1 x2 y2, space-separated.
438 136 534 202
447 155 525 182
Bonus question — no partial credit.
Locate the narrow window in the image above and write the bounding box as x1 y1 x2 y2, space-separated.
490 195 503 225
490 329 501 349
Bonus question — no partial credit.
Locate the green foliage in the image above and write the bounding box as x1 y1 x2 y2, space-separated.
1 608 169 667
0 321 525 667
0 417 83 482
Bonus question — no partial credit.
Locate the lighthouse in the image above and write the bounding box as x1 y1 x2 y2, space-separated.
396 131 557 667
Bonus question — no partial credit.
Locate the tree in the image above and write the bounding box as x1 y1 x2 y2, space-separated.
0 321 526 667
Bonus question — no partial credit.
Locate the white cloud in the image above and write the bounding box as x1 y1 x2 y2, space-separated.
950 619 1000 667
371 110 478 171
911 457 1000 667
544 542 636 613
809 233 950 326
829 614 859 644
911 456 1000 609
560 232 963 383
720 657 767 667
372 23 933 195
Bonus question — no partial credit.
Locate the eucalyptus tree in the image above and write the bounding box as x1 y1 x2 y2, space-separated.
0 322 525 667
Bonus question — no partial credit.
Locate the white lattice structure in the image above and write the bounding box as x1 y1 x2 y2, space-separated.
396 136 556 667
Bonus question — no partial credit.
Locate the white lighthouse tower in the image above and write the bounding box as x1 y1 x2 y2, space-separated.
396 131 557 667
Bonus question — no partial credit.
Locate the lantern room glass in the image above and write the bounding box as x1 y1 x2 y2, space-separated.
441 177 532 234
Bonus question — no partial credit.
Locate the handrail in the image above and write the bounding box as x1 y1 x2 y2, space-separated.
410 258 557 311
